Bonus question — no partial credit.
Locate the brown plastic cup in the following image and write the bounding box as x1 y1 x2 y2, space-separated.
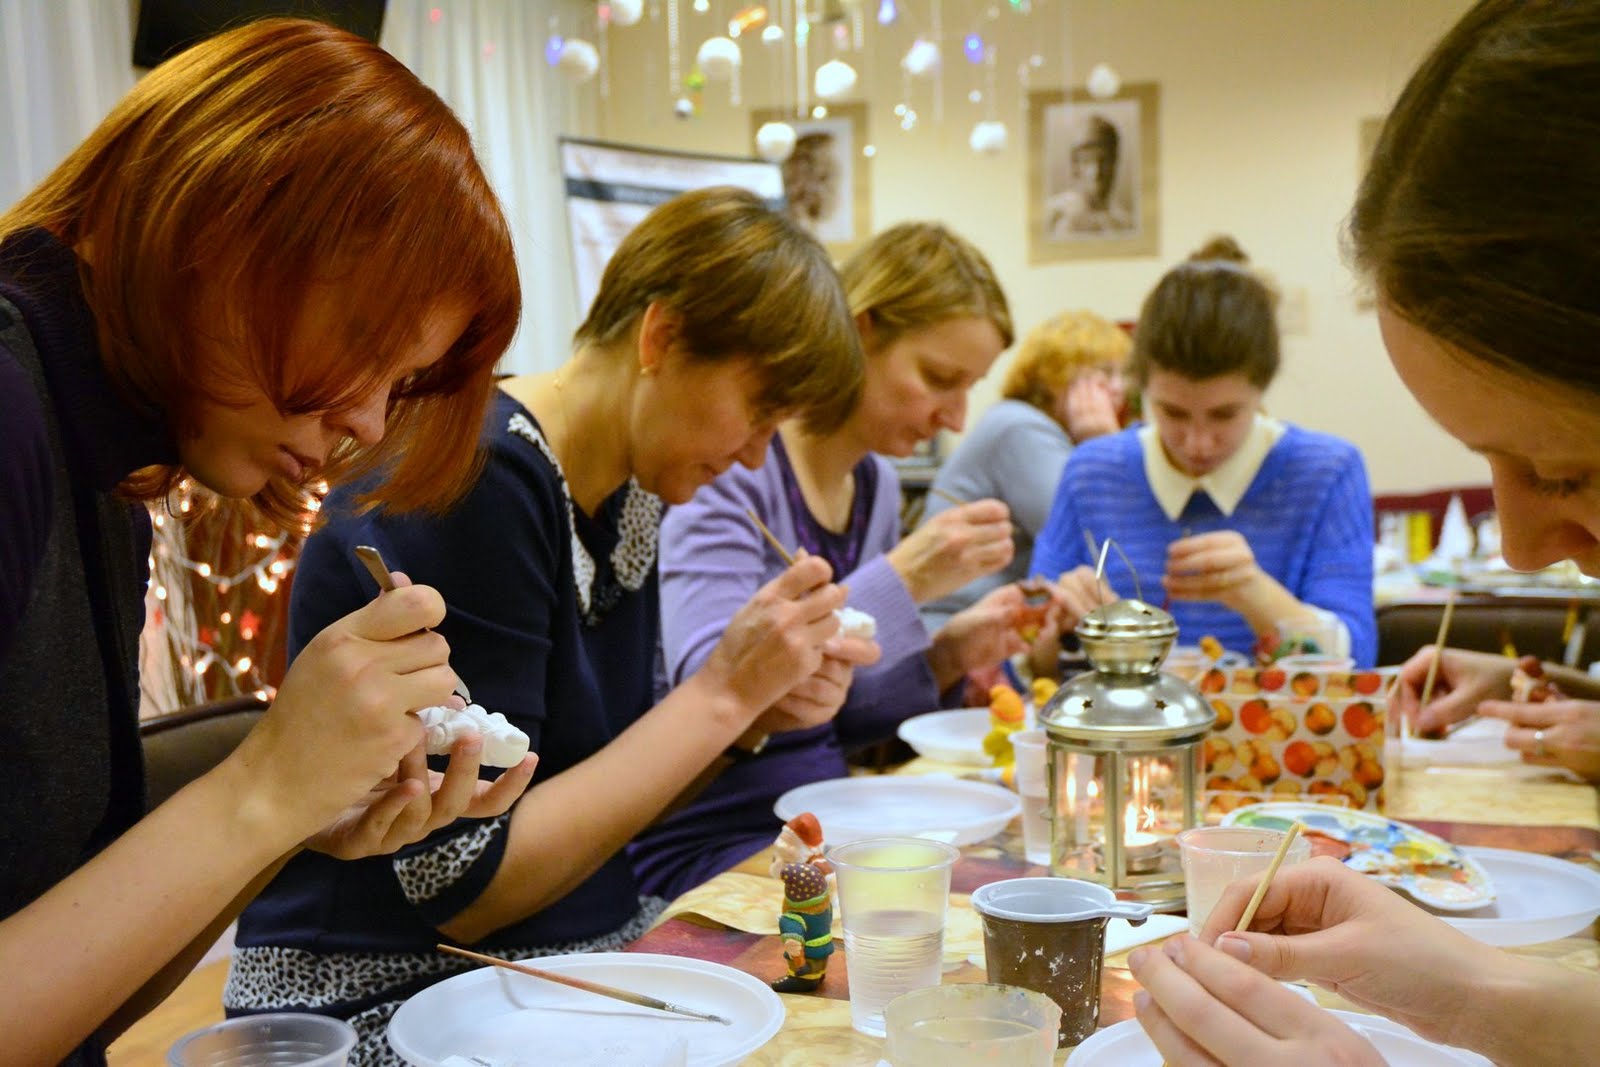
969 877 1152 1046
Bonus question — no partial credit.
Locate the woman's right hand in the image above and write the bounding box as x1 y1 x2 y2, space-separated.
1393 645 1513 735
226 581 463 845
890 499 1014 603
1195 857 1506 1049
699 554 848 717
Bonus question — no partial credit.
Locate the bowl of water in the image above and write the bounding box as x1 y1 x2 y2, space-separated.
885 984 1061 1066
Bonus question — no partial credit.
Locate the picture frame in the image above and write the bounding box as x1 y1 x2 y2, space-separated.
1027 82 1160 262
750 102 872 257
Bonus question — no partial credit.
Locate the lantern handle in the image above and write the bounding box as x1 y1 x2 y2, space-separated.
1092 536 1144 604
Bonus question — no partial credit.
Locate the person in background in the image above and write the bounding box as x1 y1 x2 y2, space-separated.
631 222 1086 902
920 309 1131 632
231 188 876 1063
0 20 532 1065
1031 237 1376 666
1131 3 1600 1062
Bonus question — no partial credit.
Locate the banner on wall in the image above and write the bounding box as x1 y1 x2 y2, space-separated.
560 138 785 315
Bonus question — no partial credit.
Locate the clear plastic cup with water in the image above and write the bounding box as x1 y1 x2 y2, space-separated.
826 836 960 1037
884 983 1061 1066
1009 729 1051 865
168 1012 357 1067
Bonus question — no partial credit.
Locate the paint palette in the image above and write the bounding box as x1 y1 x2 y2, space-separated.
1222 802 1495 910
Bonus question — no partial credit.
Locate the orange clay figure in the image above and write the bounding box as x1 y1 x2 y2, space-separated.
1031 676 1059 708
983 684 1027 766
769 812 830 877
1199 634 1225 661
1510 655 1562 703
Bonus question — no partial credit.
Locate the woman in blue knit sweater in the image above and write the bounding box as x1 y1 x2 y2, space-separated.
1032 238 1376 665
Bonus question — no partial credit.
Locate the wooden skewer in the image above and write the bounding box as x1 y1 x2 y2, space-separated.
744 508 795 566
1235 822 1304 933
929 486 968 508
1415 592 1457 738
436 944 732 1025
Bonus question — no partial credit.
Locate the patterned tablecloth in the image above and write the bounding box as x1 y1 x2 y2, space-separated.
627 751 1600 1065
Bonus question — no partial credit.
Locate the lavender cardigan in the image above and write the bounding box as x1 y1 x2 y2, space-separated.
628 442 939 899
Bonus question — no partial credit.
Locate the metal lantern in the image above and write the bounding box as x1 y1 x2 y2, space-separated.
1039 597 1216 907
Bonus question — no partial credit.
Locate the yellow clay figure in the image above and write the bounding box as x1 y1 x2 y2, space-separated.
983 684 1027 766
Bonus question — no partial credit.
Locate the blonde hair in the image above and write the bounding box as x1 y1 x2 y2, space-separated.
577 186 861 433
1001 310 1131 412
840 222 1013 355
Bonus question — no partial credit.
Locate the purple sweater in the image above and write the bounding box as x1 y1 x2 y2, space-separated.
628 441 938 899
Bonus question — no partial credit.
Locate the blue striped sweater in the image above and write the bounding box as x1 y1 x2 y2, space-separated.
1031 424 1376 665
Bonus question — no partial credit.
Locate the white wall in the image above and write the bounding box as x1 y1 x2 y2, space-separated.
589 0 1485 492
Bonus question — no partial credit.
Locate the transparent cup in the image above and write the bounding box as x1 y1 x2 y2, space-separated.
884 983 1061 1066
1176 826 1312 936
168 1013 357 1067
1009 729 1051 865
826 836 960 1037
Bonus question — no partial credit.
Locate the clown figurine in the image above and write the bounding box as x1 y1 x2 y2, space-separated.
772 861 833 993
983 683 1027 767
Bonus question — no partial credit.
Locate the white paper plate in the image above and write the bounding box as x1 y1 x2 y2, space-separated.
386 952 783 1067
1439 847 1600 946
896 708 992 765
1066 1011 1490 1065
774 775 1020 846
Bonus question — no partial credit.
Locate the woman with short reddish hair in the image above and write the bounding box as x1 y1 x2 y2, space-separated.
0 19 532 1064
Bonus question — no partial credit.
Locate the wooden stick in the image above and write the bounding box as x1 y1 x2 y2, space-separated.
1235 822 1304 932
744 508 795 566
1416 592 1457 738
436 944 732 1024
929 486 968 508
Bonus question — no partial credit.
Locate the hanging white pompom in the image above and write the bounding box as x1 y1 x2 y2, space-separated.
969 120 1008 155
755 122 798 162
556 39 600 83
902 39 940 78
696 36 742 81
761 24 786 44
607 0 644 27
814 59 858 101
674 96 696 119
1086 62 1121 99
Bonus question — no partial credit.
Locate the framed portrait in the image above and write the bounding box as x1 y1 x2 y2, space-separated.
750 102 872 257
1027 83 1160 262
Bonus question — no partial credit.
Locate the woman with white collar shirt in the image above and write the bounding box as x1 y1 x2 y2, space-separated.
1030 238 1376 665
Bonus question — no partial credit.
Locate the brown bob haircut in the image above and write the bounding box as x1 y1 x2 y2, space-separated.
575 186 861 434
1 18 520 528
1128 236 1280 389
1350 0 1600 395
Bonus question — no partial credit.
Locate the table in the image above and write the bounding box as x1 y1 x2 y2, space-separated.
624 749 1600 1066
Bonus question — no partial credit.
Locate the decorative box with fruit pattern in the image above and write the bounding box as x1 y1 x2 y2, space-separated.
1189 664 1389 814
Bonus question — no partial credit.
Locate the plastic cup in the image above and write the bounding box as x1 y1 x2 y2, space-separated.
884 983 1061 1066
969 876 1151 1047
168 1013 357 1067
826 836 960 1037
1177 826 1312 936
1009 729 1051 865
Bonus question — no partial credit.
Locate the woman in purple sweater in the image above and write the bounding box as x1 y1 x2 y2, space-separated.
634 223 1081 899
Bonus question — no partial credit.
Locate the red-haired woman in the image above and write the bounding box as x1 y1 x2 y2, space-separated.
0 19 533 1064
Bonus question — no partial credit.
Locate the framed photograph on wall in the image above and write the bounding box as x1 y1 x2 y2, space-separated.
750 102 871 256
1027 83 1160 262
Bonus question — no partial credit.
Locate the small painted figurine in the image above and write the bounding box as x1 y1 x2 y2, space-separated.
769 812 829 878
1030 675 1059 709
983 683 1026 767
772 861 834 993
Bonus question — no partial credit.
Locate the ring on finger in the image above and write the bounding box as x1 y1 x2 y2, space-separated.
1533 728 1548 758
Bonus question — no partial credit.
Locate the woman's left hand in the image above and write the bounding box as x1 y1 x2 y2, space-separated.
928 585 1028 689
1130 934 1385 1067
1479 697 1600 782
758 634 882 733
1163 531 1265 608
305 736 537 859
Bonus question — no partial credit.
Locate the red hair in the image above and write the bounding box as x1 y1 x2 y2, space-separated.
1 18 520 526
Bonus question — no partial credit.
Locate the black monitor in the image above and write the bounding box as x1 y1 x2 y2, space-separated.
133 0 387 69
